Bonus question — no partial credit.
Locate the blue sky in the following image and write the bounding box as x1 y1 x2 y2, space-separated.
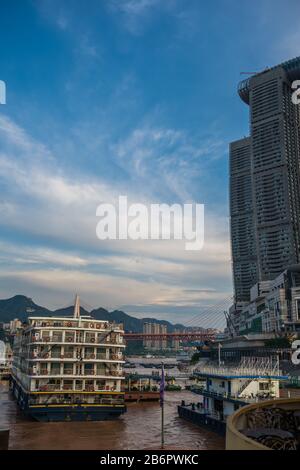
0 0 299 325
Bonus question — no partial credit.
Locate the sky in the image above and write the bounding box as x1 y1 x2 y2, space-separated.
0 0 299 326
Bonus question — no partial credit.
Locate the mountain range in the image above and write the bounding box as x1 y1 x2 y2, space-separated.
0 295 185 333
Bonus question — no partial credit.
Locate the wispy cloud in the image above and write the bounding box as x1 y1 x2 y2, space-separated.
0 113 231 318
107 0 163 35
112 125 226 202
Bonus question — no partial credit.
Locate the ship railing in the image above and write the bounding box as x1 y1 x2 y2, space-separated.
65 336 76 342
38 384 57 391
194 365 283 377
85 353 96 359
109 370 123 377
51 354 63 359
111 354 123 360
96 353 107 360
34 385 117 392
62 352 74 359
50 370 62 375
62 384 73 390
199 388 274 403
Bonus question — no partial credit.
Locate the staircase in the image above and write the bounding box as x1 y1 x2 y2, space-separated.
237 379 252 396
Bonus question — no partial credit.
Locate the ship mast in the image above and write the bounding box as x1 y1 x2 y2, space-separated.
74 294 80 319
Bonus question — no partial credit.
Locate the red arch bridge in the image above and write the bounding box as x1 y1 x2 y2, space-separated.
124 331 216 342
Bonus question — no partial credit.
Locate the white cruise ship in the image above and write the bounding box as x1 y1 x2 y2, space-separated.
11 295 126 421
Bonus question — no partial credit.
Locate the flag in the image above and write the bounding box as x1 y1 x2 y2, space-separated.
160 363 165 408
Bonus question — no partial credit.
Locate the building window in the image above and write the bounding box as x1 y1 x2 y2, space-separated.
296 299 300 321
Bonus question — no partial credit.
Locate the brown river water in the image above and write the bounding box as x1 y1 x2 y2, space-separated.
0 381 224 450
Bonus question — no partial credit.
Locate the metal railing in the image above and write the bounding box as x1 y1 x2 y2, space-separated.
194 356 283 378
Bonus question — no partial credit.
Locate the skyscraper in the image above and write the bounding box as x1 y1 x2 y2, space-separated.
230 137 258 302
230 56 300 303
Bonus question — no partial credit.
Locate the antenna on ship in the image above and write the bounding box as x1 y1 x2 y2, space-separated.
74 294 80 319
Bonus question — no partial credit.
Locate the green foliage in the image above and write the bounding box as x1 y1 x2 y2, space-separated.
264 337 291 348
190 352 201 364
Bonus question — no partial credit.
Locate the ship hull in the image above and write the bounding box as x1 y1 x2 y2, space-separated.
26 406 126 422
10 377 126 422
178 404 226 436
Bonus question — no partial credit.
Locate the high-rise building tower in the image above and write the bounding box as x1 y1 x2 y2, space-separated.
230 56 300 302
230 137 258 301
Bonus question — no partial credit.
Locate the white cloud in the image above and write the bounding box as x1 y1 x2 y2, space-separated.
0 113 231 318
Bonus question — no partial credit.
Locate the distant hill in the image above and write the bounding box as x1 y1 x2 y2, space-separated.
0 295 185 332
0 295 50 322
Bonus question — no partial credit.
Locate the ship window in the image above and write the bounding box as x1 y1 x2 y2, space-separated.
85 380 94 391
86 333 96 343
96 380 106 390
52 331 63 342
65 332 75 342
63 380 73 391
51 363 61 375
96 347 106 359
64 364 73 374
259 382 269 390
75 380 83 390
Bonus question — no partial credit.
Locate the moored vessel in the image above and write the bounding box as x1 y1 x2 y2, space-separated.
178 356 288 435
10 295 126 421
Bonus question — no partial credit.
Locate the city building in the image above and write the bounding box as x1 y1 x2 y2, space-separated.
230 265 300 334
142 322 168 351
9 318 22 334
230 137 258 302
230 56 300 304
172 329 181 351
229 56 300 333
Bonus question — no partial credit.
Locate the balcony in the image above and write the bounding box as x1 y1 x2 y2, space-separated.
62 352 74 359
62 384 73 391
226 398 300 450
96 353 107 360
109 370 123 377
85 353 96 359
